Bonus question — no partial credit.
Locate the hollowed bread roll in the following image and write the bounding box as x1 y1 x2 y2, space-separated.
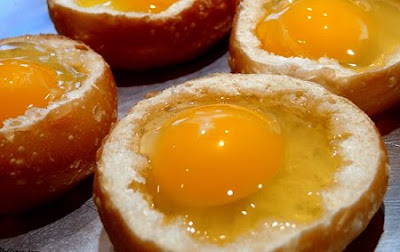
94 73 388 251
48 0 237 70
229 0 400 116
0 34 118 214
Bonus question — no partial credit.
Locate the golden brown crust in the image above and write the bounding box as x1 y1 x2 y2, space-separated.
47 0 237 70
0 34 118 214
229 0 400 116
94 73 388 251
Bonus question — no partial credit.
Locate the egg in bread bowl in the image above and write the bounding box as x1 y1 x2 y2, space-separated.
0 34 117 214
229 0 400 116
48 0 238 70
94 73 388 251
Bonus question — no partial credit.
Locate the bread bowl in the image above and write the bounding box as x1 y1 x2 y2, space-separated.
0 34 118 214
229 0 400 116
47 0 237 70
94 73 388 251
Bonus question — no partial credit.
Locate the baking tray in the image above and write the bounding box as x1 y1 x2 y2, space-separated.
0 1 399 251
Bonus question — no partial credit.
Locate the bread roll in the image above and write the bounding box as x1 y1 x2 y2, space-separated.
0 34 118 213
48 0 237 70
94 73 388 251
229 0 400 116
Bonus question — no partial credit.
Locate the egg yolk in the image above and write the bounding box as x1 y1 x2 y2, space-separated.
77 0 178 13
141 102 342 243
148 104 283 207
256 0 374 67
0 59 62 124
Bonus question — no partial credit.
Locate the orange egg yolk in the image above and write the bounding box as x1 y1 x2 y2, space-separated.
256 0 374 67
141 102 342 243
148 104 283 207
77 0 178 13
0 59 62 125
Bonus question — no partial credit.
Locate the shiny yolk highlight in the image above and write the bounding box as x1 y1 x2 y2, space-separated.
256 0 373 67
77 0 178 13
148 104 283 207
0 59 62 124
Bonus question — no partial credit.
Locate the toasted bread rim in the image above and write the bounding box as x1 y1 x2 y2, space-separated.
95 73 388 251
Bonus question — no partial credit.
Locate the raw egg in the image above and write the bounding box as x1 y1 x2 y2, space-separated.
49 0 236 70
147 104 283 207
0 41 85 126
140 101 340 243
256 0 400 68
0 59 62 125
95 74 388 251
76 0 178 13
0 35 117 213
